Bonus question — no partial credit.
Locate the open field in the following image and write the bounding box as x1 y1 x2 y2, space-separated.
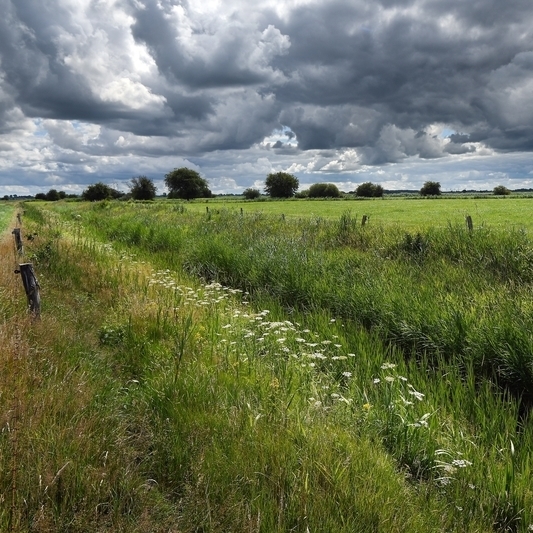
2 198 533 531
177 195 533 232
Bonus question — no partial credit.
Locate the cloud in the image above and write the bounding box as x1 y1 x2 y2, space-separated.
0 0 532 195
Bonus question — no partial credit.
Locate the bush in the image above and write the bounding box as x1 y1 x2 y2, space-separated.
243 188 261 200
356 182 384 198
493 185 511 196
82 182 123 201
420 181 441 196
308 183 341 198
45 189 61 201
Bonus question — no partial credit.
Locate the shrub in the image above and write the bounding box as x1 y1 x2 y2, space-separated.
45 189 61 201
243 188 261 200
493 185 511 196
420 181 441 196
308 183 341 198
356 182 384 198
82 182 123 201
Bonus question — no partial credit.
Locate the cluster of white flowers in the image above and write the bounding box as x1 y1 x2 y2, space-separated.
146 270 361 409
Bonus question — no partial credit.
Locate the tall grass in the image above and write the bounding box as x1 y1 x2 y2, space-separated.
10 200 533 531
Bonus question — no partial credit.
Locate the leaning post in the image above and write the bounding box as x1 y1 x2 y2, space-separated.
12 228 23 256
16 263 41 319
465 215 473 232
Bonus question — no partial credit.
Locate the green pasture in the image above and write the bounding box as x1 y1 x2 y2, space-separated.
184 196 533 231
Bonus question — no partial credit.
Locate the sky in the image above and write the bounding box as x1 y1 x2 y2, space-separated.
0 0 532 196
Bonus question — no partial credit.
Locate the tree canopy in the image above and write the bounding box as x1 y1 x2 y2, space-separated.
420 181 441 196
164 168 212 200
308 183 341 198
243 187 261 200
82 182 123 201
264 172 299 198
130 176 157 200
355 182 384 198
493 185 511 196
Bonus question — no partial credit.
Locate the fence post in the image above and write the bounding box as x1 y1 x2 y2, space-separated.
16 263 41 318
362 215 369 226
12 229 23 256
465 215 473 232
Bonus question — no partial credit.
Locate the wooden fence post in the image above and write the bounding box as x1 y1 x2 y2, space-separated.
16 263 41 318
465 215 473 232
362 215 369 226
12 228 23 256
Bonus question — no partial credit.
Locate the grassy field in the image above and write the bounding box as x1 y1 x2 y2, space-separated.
0 202 14 233
184 195 533 231
2 197 533 531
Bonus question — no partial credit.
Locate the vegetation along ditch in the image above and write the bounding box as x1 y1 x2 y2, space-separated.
1 198 533 531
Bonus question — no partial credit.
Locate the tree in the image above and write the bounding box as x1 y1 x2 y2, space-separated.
130 176 157 200
264 172 299 198
82 182 123 201
243 187 261 200
164 168 211 200
308 183 341 198
45 189 61 201
35 193 46 200
420 181 441 196
356 182 384 198
493 185 511 196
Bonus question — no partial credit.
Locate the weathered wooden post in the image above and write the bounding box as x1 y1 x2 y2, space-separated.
16 212 21 225
240 207 243 216
465 215 473 232
16 263 41 318
12 228 23 256
362 215 369 226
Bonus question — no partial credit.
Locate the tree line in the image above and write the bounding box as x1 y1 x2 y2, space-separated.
27 168 514 202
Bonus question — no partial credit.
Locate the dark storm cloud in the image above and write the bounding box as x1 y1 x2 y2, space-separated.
0 1 99 119
270 0 533 156
0 0 532 192
0 0 217 139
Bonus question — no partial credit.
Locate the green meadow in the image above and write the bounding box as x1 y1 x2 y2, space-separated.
185 195 533 231
2 197 533 531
